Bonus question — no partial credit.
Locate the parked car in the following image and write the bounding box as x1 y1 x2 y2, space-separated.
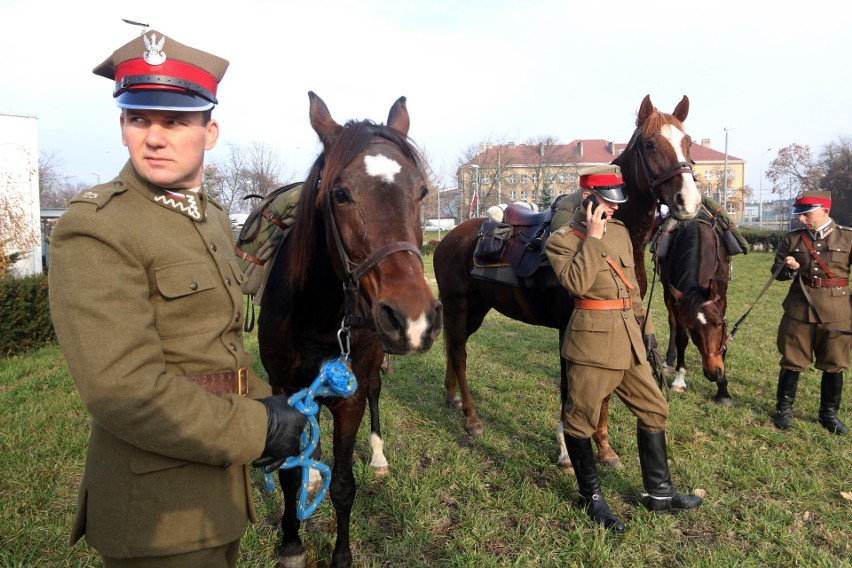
424 223 442 231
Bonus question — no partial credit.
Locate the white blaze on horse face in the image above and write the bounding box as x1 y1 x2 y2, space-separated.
364 154 402 183
661 124 701 216
406 312 430 350
697 311 708 325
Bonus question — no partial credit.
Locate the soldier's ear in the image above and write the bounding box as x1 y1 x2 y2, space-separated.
204 119 219 151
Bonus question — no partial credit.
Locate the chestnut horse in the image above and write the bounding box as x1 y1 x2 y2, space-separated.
258 92 442 568
658 214 733 406
432 94 701 471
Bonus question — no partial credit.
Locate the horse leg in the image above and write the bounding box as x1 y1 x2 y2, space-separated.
713 373 734 407
557 354 572 472
367 369 389 475
329 401 367 568
670 329 689 392
277 466 307 568
444 304 488 436
593 395 622 468
663 312 678 379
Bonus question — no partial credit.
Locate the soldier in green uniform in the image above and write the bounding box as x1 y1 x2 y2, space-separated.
544 165 702 533
48 29 306 566
771 190 851 434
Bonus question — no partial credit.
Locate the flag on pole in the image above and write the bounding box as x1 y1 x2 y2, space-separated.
469 191 478 218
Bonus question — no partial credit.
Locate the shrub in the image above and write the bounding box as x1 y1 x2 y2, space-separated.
739 228 786 251
0 273 56 357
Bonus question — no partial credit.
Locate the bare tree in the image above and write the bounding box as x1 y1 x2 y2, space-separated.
246 141 286 199
818 135 852 226
766 144 823 218
39 151 80 208
209 142 291 215
456 135 521 216
1 165 39 275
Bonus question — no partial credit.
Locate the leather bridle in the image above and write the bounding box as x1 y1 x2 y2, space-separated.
628 128 696 200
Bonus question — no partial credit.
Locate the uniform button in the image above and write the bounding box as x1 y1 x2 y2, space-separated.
226 277 232 286
602 252 608 257
222 461 231 468
235 312 241 322
190 281 198 290
211 243 218 252
229 343 237 351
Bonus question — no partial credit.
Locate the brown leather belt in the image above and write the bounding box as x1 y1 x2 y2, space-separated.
575 297 633 310
235 245 265 267
186 368 248 396
806 277 849 288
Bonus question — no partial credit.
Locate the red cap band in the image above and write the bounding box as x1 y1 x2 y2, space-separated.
580 173 623 189
114 59 219 96
794 196 831 208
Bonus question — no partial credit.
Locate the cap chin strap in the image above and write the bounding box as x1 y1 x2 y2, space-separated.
115 74 218 104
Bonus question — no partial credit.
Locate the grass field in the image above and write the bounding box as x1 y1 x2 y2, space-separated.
1 251 850 567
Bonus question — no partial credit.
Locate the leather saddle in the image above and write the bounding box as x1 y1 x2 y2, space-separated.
484 204 554 278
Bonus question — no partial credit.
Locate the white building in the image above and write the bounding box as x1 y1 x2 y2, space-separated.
1 113 41 276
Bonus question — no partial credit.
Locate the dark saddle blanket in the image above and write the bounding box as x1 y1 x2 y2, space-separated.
472 203 558 285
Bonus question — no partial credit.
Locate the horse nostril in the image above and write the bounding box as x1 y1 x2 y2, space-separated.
675 193 685 207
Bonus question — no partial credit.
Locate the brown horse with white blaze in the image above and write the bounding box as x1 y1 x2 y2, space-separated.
258 92 442 568
433 95 701 472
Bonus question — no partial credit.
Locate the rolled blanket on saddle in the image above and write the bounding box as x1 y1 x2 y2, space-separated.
652 195 749 259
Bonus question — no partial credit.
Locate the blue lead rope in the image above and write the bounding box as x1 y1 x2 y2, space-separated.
262 357 357 520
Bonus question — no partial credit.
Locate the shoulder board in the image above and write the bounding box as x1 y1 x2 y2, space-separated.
785 227 805 235
836 224 852 232
553 227 567 236
69 181 129 210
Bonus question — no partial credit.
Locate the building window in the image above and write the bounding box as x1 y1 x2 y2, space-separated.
510 191 516 201
522 174 529 184
481 174 490 185
570 172 578 182
509 174 516 185
532 174 538 184
558 173 566 183
704 170 713 181
531 191 537 201
521 191 527 200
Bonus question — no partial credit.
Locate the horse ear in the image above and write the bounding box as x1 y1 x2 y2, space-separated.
708 278 720 301
637 94 654 126
673 95 689 122
387 96 410 137
308 91 343 147
669 284 684 302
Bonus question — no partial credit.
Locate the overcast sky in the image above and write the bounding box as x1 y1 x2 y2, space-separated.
2 0 849 200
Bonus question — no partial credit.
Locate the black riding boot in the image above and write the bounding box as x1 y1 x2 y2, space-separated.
818 372 847 435
771 369 800 429
637 429 703 513
563 433 625 532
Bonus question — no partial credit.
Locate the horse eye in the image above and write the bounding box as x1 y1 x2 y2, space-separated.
644 140 655 151
419 186 429 201
332 187 351 204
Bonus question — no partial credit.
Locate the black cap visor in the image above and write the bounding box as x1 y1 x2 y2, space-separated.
116 89 215 112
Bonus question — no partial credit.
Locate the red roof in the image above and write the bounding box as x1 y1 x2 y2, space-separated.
467 139 742 167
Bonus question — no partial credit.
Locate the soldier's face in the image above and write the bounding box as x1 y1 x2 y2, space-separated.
797 207 830 230
120 109 219 189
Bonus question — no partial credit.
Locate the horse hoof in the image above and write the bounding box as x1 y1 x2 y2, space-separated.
599 457 624 469
446 398 462 410
671 385 687 393
714 397 734 408
371 465 390 477
558 461 575 474
278 551 307 568
466 423 484 437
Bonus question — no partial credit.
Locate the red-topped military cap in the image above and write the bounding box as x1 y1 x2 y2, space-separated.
792 190 831 215
93 30 228 111
579 164 628 203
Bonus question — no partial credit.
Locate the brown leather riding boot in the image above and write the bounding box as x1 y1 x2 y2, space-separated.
818 372 847 435
771 369 800 430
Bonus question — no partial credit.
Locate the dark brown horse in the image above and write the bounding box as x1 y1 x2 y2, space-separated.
258 92 442 568
658 214 733 406
433 94 701 471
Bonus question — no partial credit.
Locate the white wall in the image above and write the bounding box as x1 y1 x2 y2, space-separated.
0 113 41 276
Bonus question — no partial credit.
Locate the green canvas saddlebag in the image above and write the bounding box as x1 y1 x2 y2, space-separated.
235 181 303 299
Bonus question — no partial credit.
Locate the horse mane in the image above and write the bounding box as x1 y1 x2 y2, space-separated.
284 119 425 292
668 220 717 318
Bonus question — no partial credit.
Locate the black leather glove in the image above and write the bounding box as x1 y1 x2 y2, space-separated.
644 334 664 370
252 396 307 473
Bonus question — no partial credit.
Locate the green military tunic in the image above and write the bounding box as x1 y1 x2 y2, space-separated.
545 207 668 438
772 221 852 372
49 161 272 558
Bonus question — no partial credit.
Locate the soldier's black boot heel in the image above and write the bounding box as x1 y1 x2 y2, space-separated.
564 433 625 533
818 371 847 435
772 369 800 429
637 429 702 513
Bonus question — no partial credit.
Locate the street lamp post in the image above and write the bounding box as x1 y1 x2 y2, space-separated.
470 164 479 218
722 127 735 212
758 148 772 226
91 171 101 185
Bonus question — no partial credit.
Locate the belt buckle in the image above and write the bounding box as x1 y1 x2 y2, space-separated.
237 368 248 396
622 297 631 310
810 277 822 288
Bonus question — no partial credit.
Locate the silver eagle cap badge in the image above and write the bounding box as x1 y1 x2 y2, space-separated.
143 32 166 65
